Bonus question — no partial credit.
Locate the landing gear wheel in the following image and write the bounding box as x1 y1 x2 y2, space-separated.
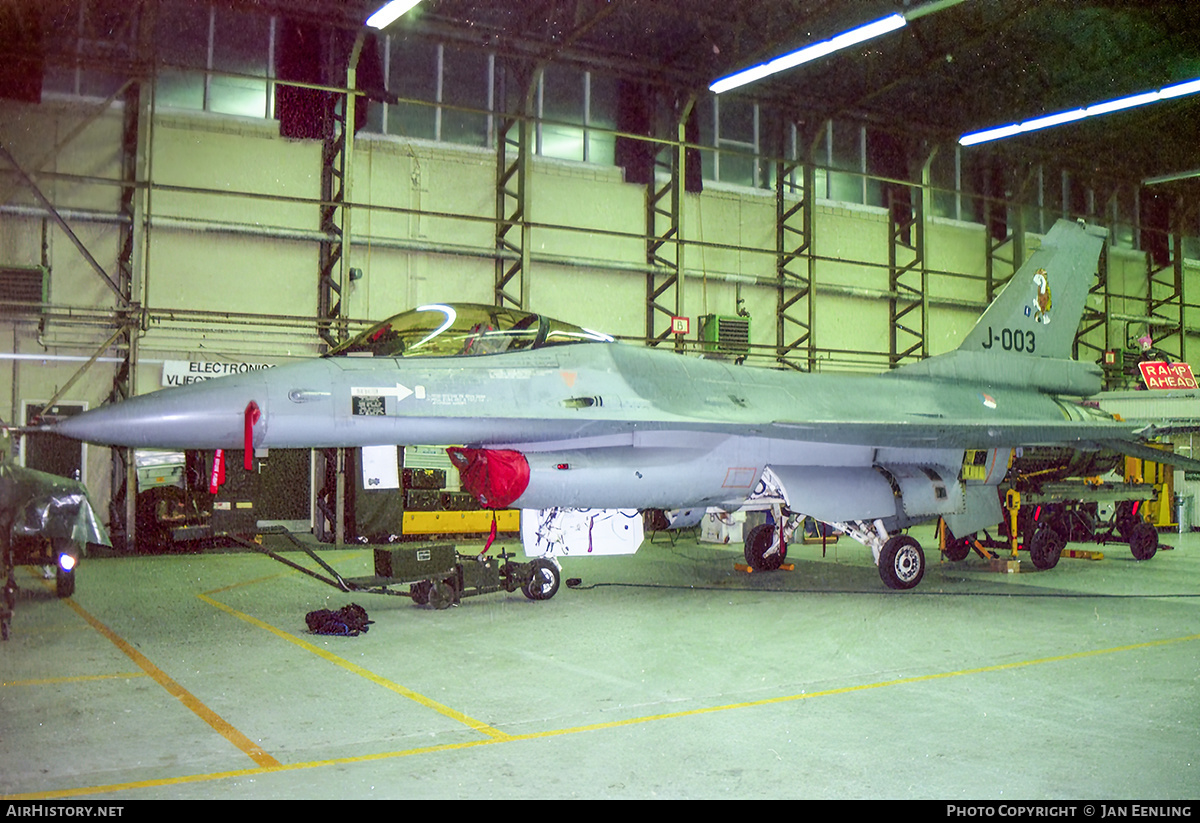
522 558 561 601
1128 521 1158 561
1028 524 1065 571
879 535 925 590
743 523 787 571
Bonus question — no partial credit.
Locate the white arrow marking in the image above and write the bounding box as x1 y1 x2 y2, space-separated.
351 384 416 402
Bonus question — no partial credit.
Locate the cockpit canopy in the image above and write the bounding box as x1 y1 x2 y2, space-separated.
326 303 615 359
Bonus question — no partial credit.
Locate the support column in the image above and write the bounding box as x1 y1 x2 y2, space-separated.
1076 238 1111 364
112 71 152 553
315 33 363 545
1075 189 1115 366
646 97 693 350
1146 196 1186 363
494 62 537 311
887 149 930 367
983 167 1030 302
317 33 363 350
774 155 816 371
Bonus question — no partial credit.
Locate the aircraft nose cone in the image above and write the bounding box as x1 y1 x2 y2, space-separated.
52 374 269 450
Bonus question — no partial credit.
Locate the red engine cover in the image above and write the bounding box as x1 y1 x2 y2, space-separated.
446 447 531 509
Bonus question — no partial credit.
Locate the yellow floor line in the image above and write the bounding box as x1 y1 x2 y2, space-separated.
197 593 512 742
202 550 370 596
513 630 1200 740
59 596 282 770
3 672 146 688
7 629 1197 801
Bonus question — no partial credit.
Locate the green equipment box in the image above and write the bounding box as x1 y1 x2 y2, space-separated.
373 542 457 581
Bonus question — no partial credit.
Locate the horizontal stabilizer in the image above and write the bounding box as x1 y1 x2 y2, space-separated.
1097 439 1200 474
1134 420 1200 438
894 350 1102 395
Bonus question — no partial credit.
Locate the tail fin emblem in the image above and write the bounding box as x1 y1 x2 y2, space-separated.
1032 268 1052 325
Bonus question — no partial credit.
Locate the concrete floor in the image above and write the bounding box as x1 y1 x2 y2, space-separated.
1 523 1198 801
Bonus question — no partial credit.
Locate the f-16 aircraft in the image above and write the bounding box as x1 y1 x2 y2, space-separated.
51 219 1186 589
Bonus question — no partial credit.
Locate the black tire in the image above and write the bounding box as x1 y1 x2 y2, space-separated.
427 577 458 610
1128 521 1158 561
56 566 76 599
52 540 78 598
1114 501 1138 540
743 523 786 571
879 534 925 590
941 528 972 562
522 558 561 601
1028 524 1064 571
410 580 432 606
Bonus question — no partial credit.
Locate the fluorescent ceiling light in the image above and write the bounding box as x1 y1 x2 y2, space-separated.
366 0 422 29
960 77 1200 147
710 13 906 94
1143 168 1200 186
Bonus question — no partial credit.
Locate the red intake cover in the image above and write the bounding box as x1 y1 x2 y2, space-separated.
446 447 530 509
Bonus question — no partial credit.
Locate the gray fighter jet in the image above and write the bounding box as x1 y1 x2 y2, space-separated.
52 219 1180 588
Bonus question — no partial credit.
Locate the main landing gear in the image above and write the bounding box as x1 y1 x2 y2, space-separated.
878 534 926 590
834 520 925 590
740 515 926 590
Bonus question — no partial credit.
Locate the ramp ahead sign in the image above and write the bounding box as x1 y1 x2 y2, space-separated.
1138 360 1198 390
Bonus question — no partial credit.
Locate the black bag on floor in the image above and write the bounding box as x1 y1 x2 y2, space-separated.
305 603 374 636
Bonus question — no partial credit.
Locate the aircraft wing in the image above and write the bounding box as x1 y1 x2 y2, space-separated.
766 416 1139 449
768 417 1200 471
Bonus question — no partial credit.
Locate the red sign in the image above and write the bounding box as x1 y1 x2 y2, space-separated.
1138 361 1198 390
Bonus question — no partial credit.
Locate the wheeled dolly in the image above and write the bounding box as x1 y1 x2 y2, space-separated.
1005 486 1159 570
231 530 561 609
376 542 561 609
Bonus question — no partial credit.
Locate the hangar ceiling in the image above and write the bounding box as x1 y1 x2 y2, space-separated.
260 0 1200 188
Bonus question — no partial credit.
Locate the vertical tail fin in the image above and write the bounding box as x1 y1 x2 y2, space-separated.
895 219 1108 395
959 219 1107 360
